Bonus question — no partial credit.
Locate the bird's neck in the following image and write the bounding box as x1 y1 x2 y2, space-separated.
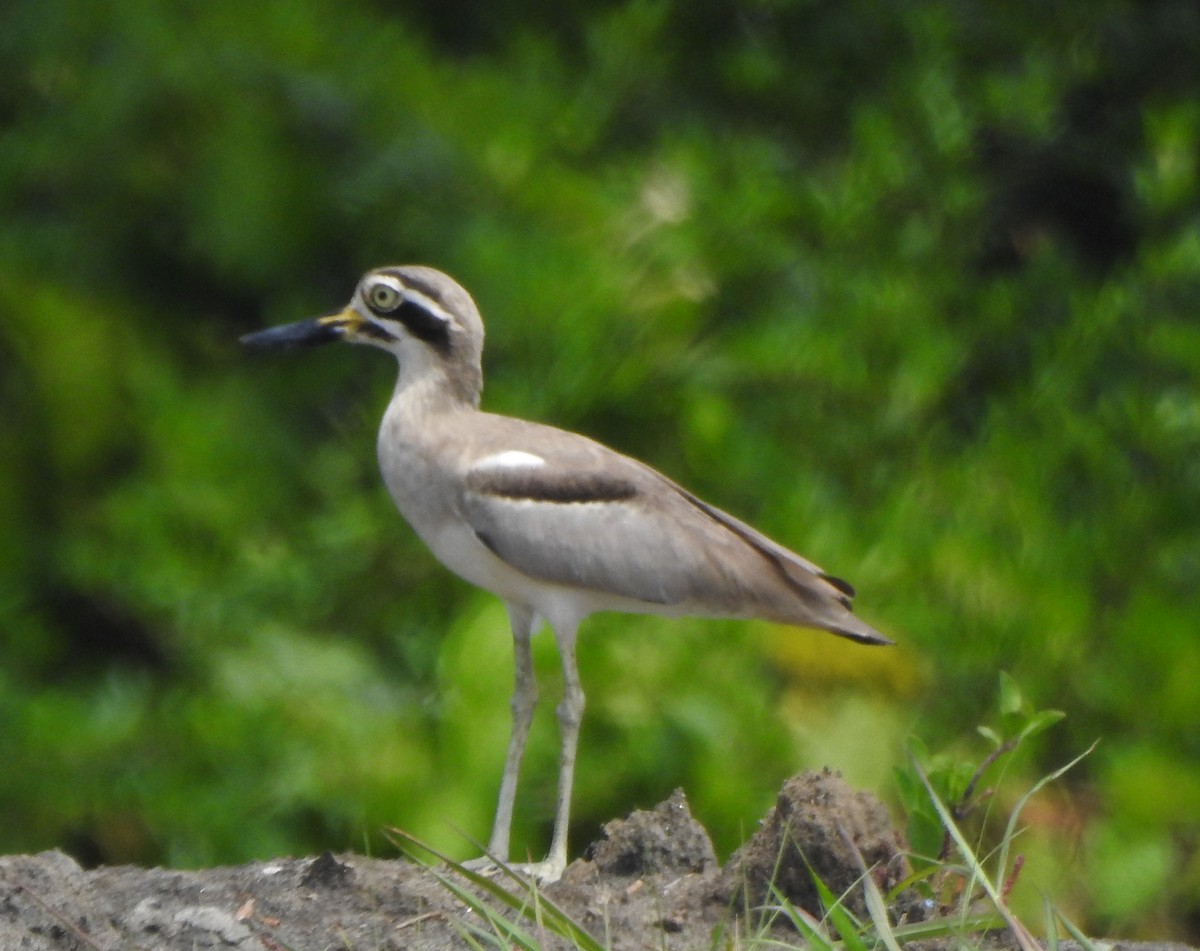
387 365 480 428
389 348 482 409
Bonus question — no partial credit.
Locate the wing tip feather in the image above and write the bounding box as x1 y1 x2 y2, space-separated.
831 615 894 646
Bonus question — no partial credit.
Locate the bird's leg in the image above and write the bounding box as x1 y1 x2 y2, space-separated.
542 617 583 882
482 603 538 863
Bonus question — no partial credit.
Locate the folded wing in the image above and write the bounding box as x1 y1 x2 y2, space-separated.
459 425 889 645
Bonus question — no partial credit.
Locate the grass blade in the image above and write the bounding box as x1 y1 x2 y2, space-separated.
910 754 1042 951
432 870 540 951
808 868 867 951
1052 906 1100 951
861 868 904 951
766 885 835 951
996 740 1097 880
386 827 605 951
1043 893 1059 951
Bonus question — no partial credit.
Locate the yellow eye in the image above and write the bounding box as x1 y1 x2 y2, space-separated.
367 283 401 312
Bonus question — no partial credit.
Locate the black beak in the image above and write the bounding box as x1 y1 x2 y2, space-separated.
240 317 345 351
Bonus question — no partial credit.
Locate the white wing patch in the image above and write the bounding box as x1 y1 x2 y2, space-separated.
474 450 547 471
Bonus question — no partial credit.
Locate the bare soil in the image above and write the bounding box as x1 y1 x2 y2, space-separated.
0 770 1188 951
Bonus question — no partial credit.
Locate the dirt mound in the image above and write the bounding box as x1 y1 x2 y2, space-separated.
0 769 1006 949
723 769 914 920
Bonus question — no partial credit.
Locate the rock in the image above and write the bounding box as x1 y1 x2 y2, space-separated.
127 897 253 947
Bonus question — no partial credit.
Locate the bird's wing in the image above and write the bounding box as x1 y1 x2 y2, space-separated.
456 419 888 644
460 437 723 606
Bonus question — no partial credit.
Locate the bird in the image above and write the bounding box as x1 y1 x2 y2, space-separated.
241 265 891 882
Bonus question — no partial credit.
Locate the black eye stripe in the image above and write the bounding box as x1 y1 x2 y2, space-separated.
361 278 454 354
393 297 453 353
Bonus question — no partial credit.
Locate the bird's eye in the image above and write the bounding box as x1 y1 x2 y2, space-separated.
367 283 402 312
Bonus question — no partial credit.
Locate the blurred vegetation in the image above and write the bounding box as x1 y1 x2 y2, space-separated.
1 0 1198 939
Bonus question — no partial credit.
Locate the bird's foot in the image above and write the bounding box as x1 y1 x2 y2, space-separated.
458 854 565 884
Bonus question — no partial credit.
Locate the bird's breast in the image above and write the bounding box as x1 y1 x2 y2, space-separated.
375 415 529 600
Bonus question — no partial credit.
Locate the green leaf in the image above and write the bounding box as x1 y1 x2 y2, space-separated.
998 672 1023 718
1018 709 1067 743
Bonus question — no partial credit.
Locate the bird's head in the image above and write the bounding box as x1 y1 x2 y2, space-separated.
241 265 484 405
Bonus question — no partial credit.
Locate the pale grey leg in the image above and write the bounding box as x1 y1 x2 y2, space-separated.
541 617 583 882
483 603 538 862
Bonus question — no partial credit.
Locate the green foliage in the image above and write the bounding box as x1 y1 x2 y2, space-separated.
896 673 1066 873
2 0 1199 939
